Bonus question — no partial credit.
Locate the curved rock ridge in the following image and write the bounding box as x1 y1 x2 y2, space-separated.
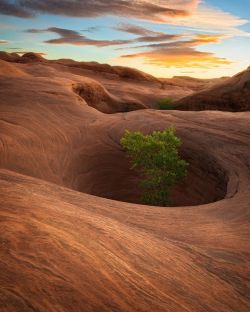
175 66 250 111
0 51 158 82
0 51 214 107
0 59 250 312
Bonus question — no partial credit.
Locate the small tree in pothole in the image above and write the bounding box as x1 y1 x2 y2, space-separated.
120 127 188 206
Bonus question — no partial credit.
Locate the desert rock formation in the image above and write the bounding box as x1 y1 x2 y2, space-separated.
0 57 250 312
175 66 250 111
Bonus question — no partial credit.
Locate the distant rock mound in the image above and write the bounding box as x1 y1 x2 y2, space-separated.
113 66 158 82
0 51 21 62
175 66 250 111
21 52 46 63
0 51 46 63
161 76 228 92
55 59 158 82
57 59 115 75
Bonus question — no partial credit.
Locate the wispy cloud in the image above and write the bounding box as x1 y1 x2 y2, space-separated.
114 23 183 42
26 27 132 47
0 0 32 17
114 24 162 36
135 34 183 43
134 34 225 49
1 0 197 21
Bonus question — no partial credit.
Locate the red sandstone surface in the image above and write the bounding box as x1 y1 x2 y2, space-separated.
0 54 249 311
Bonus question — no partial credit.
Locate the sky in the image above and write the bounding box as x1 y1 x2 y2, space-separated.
0 0 250 78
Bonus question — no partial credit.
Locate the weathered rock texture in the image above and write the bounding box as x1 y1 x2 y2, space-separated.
0 57 249 312
175 67 250 111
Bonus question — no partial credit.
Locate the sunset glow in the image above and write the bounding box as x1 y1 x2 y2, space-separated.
0 0 249 78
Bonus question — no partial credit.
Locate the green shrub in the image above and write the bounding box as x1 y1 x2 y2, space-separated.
156 97 174 110
120 127 188 206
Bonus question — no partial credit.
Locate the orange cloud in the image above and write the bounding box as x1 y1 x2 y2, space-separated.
121 34 231 69
191 34 226 45
126 49 231 68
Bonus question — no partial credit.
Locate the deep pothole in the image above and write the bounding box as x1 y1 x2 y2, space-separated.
75 144 228 207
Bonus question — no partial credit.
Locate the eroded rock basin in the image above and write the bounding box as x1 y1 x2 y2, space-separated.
77 142 228 207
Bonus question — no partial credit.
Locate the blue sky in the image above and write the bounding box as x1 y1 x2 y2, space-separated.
0 0 250 78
